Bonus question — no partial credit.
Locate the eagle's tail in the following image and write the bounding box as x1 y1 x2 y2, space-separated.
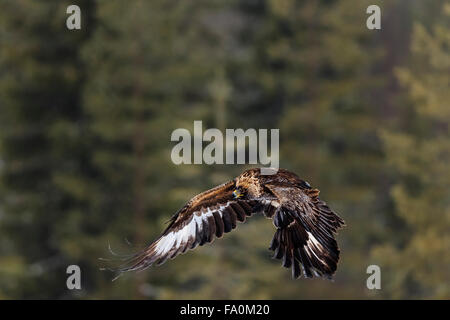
269 219 342 279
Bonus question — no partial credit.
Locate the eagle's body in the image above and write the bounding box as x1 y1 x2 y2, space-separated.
114 168 345 279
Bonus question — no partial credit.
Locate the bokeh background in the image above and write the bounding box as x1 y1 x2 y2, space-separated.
0 0 448 299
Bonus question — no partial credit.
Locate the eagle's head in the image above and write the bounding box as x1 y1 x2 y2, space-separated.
234 168 263 199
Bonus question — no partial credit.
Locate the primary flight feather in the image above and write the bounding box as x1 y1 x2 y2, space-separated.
110 168 345 279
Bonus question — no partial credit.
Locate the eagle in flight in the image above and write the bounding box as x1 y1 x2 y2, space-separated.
110 168 345 280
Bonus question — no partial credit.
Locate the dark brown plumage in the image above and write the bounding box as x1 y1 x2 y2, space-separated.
109 168 345 280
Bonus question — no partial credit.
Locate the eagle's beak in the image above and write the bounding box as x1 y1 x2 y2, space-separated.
233 189 242 198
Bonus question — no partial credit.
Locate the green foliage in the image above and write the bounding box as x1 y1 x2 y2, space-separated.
0 0 97 298
373 4 450 298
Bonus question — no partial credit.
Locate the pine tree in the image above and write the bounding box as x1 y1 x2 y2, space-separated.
0 0 96 298
228 0 389 298
373 3 450 299
79 0 242 298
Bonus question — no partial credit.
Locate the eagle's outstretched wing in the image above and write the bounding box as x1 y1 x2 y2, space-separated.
105 168 345 280
111 180 259 277
265 183 345 279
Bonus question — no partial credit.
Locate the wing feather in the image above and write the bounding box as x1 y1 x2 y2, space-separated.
111 181 258 277
266 183 345 279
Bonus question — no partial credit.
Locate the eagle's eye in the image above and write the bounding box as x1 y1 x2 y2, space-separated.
232 188 244 198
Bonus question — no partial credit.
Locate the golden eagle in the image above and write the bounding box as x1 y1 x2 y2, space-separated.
110 168 345 279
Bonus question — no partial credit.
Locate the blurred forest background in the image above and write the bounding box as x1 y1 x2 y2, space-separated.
0 0 448 299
